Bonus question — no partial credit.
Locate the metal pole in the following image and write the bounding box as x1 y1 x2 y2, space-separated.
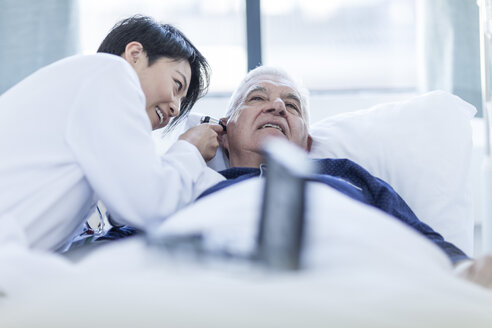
478 0 492 253
479 0 491 156
246 0 262 71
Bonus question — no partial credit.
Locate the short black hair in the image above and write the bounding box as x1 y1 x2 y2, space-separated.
97 15 210 129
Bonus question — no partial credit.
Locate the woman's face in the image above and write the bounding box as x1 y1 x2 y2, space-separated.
124 42 191 130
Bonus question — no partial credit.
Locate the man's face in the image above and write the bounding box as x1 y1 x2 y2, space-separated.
221 75 312 167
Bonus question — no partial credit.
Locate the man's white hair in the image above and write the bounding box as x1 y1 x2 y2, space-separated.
224 66 310 125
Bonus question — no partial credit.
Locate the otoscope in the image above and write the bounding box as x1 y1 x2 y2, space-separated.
200 115 227 131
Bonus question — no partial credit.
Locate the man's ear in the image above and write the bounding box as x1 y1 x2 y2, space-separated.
218 117 229 149
122 41 144 67
218 130 229 150
306 134 313 152
218 131 230 160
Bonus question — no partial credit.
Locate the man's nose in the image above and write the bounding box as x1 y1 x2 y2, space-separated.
265 98 286 116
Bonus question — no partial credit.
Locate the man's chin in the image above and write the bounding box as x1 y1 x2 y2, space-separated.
257 133 288 149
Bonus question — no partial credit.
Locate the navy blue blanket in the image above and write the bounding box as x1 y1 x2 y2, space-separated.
199 158 469 264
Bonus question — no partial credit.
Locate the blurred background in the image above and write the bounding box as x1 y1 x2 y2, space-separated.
0 0 482 121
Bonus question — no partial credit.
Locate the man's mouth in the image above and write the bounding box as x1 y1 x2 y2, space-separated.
259 123 284 134
155 106 165 125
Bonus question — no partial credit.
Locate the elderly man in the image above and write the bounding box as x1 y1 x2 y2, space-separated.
198 65 492 289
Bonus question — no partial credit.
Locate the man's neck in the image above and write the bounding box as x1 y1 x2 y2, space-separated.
228 150 263 168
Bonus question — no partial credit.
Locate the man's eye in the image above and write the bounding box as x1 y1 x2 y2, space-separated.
286 103 300 112
250 96 264 101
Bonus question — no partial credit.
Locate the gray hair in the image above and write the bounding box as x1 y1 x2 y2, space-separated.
225 66 310 125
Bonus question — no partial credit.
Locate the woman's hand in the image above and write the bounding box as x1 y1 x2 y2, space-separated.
178 124 225 161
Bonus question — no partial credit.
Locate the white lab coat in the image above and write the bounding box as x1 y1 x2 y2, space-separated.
0 53 224 251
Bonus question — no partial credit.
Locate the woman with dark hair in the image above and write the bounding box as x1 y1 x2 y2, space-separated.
0 15 225 251
97 15 210 130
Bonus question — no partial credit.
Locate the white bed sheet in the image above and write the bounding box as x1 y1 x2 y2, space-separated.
0 179 491 327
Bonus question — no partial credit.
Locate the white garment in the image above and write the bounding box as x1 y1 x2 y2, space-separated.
0 54 224 251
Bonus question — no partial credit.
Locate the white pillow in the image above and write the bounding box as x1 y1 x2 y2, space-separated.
308 90 476 254
160 90 476 254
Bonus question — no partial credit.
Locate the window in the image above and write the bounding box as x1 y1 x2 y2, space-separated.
261 0 417 91
78 0 417 93
78 0 247 92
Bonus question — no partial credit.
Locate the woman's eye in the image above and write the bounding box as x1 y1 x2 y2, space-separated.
175 80 183 92
250 96 264 101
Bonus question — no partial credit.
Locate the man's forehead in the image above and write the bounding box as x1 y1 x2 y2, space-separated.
243 75 299 96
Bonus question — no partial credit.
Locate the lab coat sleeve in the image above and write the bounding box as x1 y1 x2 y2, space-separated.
64 58 223 229
162 141 226 201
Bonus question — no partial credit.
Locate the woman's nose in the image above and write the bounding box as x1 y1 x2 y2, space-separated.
169 98 181 118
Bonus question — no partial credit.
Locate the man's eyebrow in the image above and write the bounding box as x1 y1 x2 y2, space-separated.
176 70 188 92
283 92 301 105
245 86 267 97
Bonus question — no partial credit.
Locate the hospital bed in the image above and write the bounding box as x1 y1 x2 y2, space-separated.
1 90 491 327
